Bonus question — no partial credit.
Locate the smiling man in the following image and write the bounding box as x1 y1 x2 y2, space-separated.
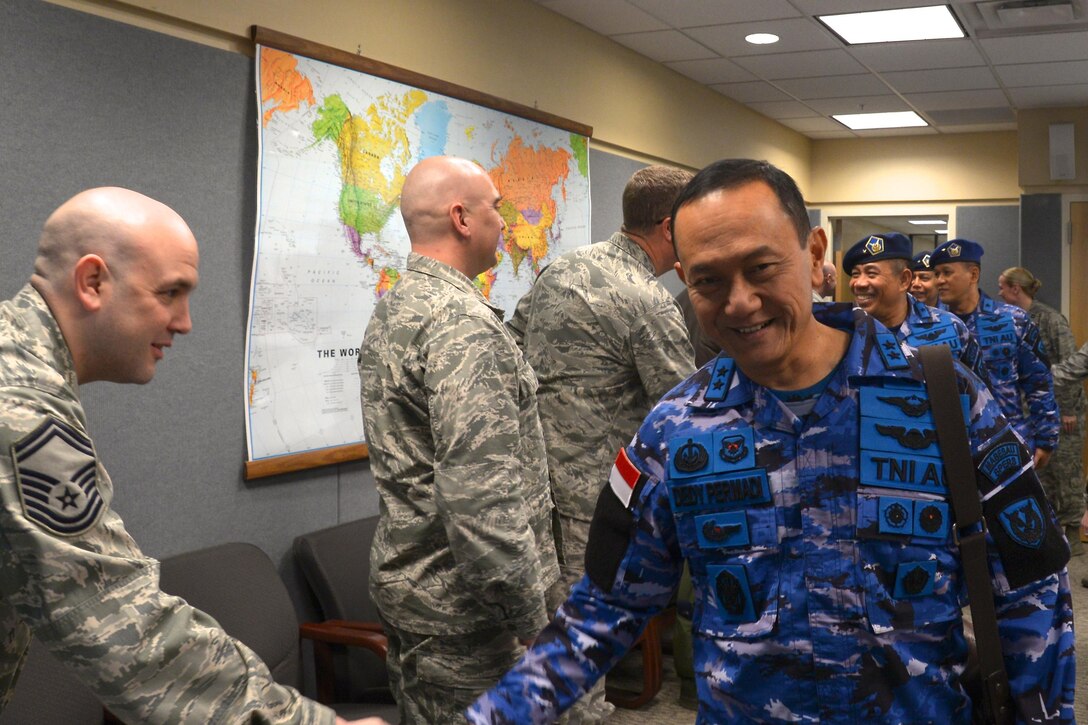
910 250 939 306
466 159 1074 724
843 232 984 380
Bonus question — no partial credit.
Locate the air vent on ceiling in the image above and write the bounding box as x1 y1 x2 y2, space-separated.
975 0 1082 29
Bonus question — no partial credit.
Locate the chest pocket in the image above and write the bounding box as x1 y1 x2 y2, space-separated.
666 429 780 639
978 318 1016 363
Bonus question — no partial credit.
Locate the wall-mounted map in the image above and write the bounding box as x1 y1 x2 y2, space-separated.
245 41 591 467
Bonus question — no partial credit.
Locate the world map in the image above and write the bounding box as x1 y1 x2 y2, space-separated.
245 46 591 462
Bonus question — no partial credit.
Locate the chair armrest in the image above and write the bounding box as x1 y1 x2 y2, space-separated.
300 621 388 659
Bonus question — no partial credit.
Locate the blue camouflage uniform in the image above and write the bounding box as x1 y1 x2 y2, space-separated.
894 295 987 384
467 303 1075 724
954 290 1059 453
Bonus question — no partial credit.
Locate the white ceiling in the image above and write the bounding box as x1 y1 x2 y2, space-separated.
533 0 1088 139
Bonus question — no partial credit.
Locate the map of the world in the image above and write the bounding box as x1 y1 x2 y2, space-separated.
245 46 591 462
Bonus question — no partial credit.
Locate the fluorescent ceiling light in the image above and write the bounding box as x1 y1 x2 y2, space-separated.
818 5 964 44
745 33 779 45
909 219 945 225
935 229 949 234
833 111 928 130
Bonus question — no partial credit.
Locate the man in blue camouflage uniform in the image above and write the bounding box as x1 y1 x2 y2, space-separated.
932 239 1060 469
843 232 985 382
909 249 939 307
466 159 1075 724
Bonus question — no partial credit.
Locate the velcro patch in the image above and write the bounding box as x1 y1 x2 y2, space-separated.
860 416 939 456
907 323 958 349
860 451 947 495
708 564 755 622
894 561 937 598
609 448 646 507
695 511 749 549
982 471 1069 589
13 418 103 537
975 427 1029 493
588 448 647 593
704 357 735 402
874 331 909 370
671 470 770 512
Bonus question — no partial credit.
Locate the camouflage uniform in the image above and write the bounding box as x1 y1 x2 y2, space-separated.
467 303 1076 724
1052 340 1088 386
893 296 989 384
0 285 334 723
954 291 1060 453
1027 301 1086 530
507 233 694 720
359 253 560 724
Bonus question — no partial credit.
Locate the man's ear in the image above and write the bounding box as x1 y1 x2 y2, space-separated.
899 267 914 293
449 202 470 238
808 227 828 289
675 259 687 285
73 254 109 312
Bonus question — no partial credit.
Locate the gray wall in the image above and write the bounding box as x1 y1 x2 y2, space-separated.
1020 194 1063 310
955 205 1020 300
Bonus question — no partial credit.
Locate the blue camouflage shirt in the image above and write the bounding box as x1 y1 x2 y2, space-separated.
955 291 1059 452
467 303 1075 724
894 296 988 386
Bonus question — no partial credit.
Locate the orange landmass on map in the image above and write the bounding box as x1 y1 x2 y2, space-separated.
261 48 316 126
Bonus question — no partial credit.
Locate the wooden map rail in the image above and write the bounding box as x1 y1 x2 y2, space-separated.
244 27 591 479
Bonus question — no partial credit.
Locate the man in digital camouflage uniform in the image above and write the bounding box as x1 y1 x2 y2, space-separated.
0 187 382 724
358 156 560 724
932 239 1060 470
466 159 1075 723
844 232 986 384
506 164 695 720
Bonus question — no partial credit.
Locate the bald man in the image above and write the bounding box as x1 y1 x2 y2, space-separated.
358 157 560 724
0 188 384 724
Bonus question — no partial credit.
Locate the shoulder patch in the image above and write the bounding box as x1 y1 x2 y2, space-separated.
975 428 1029 493
12 418 104 537
998 497 1045 549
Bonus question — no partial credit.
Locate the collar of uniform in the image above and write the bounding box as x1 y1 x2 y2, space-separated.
607 232 655 276
687 302 922 412
11 283 80 393
405 252 505 318
896 295 937 338
977 289 997 315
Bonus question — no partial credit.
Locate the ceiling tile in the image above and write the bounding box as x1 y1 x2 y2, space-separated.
611 29 718 62
904 88 1011 111
734 49 867 79
927 107 1016 125
685 18 839 56
711 81 795 103
665 57 757 84
538 0 669 35
807 129 860 139
779 116 848 132
1008 83 1088 108
628 0 802 27
848 39 985 71
806 95 909 115
776 73 891 99
980 31 1088 64
747 99 821 119
880 66 999 93
792 0 950 13
995 60 1088 88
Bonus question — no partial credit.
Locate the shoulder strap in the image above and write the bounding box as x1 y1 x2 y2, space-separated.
917 344 1013 725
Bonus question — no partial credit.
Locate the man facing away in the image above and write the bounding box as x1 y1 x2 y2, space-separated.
358 156 560 724
466 159 1075 724
932 239 1060 470
0 187 383 724
843 232 987 381
507 164 695 720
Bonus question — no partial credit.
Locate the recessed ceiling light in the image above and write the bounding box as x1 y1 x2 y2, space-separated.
935 229 949 234
833 111 928 130
817 5 964 45
909 219 945 225
745 32 780 45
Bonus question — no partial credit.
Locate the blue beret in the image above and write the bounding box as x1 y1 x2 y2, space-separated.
911 250 933 271
842 232 912 274
931 238 984 266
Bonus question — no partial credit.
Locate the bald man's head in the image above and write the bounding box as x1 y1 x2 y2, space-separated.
399 156 506 279
30 187 200 385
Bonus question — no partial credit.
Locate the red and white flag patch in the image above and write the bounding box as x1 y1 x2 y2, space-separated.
609 448 645 508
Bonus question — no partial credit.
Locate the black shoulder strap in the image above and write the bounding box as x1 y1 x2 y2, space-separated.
917 344 1013 725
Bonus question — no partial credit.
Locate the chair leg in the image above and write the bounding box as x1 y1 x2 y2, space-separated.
605 609 673 709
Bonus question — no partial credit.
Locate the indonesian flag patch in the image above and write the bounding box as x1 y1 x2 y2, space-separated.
609 448 646 509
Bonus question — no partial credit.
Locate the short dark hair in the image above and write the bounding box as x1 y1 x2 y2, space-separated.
670 159 811 248
622 165 694 235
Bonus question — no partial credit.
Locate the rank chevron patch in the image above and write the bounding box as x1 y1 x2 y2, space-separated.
13 417 104 536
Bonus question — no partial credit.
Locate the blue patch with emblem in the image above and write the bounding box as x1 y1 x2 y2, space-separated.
695 511 749 549
860 416 939 456
704 356 735 402
708 564 755 622
859 451 947 494
979 318 1016 348
713 428 755 472
998 497 1045 549
894 561 937 598
878 496 914 535
978 436 1028 488
669 434 712 478
13 418 104 537
914 500 949 539
907 323 958 349
874 331 909 370
671 470 771 512
861 387 932 421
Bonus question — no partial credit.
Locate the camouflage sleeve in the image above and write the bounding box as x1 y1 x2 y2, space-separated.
466 448 681 723
505 287 532 352
631 300 697 404
967 380 1075 722
424 313 549 640
0 396 335 724
1051 341 1088 385
1046 313 1080 413
1015 318 1060 450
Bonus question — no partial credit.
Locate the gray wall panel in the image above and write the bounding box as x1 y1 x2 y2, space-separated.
1019 194 1063 310
954 205 1020 300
